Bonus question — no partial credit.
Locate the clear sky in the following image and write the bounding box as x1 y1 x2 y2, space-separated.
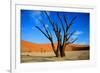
21 10 90 45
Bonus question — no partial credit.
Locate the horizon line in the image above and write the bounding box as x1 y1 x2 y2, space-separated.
21 40 89 46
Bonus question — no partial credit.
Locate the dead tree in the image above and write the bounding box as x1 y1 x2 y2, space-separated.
35 11 78 57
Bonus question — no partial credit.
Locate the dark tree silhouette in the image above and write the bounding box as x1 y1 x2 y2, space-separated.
35 11 78 57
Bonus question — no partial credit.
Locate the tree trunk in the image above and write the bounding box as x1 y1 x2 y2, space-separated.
55 48 59 57
60 46 65 57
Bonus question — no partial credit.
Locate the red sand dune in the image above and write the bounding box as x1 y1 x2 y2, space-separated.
21 40 89 52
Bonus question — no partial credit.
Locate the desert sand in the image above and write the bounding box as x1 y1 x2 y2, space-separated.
21 40 89 63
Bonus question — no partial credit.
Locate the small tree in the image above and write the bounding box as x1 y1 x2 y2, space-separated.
35 11 78 57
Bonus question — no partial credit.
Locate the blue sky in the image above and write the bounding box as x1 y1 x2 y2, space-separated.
21 10 90 45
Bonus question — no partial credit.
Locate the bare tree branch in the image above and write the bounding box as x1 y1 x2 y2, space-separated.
45 12 61 39
68 16 77 29
66 30 76 42
64 15 68 27
63 15 69 32
66 38 78 44
38 19 51 39
65 16 77 33
64 38 78 50
35 26 49 39
57 12 65 32
47 28 52 38
44 11 56 31
55 22 59 32
70 38 78 44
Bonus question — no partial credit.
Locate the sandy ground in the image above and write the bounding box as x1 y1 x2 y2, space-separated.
21 50 89 63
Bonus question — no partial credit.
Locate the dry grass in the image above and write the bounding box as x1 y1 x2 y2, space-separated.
21 50 89 63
